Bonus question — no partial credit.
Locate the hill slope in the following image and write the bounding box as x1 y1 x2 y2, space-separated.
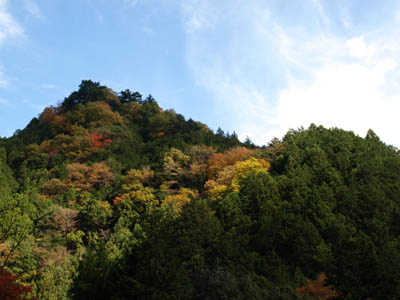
0 81 399 300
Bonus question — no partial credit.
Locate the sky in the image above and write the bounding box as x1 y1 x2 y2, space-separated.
1 0 400 146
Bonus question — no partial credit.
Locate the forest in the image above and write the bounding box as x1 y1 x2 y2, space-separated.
0 80 399 300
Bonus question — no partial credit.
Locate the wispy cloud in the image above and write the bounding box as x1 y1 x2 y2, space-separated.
123 0 148 7
310 0 330 27
40 83 57 89
143 26 153 35
181 0 400 146
24 0 44 21
0 68 8 87
182 0 291 142
181 0 218 33
0 0 24 46
22 99 45 112
97 13 104 24
0 0 24 91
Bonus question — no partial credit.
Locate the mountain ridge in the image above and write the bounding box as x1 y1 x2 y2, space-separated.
0 80 399 299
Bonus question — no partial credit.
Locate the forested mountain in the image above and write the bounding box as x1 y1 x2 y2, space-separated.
0 80 399 300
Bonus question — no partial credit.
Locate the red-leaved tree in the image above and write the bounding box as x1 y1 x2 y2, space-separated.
0 268 36 300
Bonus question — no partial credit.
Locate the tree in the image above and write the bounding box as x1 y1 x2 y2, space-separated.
61 80 107 111
0 268 36 300
296 273 338 300
52 207 78 237
163 188 198 211
32 247 76 300
78 193 112 232
207 147 255 179
119 89 142 104
39 106 69 136
67 101 124 129
64 162 115 192
143 94 156 104
0 193 34 266
205 157 270 201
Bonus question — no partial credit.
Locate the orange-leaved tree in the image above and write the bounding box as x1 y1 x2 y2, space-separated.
296 273 338 300
64 162 114 192
207 147 255 179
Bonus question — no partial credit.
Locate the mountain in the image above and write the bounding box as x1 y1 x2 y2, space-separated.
0 80 399 300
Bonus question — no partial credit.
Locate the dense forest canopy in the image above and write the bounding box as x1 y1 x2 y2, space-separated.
0 80 399 299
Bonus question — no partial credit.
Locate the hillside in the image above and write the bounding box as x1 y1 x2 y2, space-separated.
0 81 400 300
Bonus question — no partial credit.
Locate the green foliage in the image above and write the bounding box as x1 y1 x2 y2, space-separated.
32 247 76 300
61 80 120 111
78 193 112 233
70 243 116 300
0 193 34 266
0 148 17 193
2 82 400 300
267 125 400 299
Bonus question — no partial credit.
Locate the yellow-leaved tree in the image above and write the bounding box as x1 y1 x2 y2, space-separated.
205 157 270 201
163 187 199 211
207 147 255 179
113 168 156 213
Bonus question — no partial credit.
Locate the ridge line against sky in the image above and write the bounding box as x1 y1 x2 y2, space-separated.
1 0 400 147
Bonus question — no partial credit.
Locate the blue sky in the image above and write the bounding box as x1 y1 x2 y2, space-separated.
1 0 400 146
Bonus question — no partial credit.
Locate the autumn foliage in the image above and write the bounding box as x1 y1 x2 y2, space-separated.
64 162 115 191
296 273 338 300
88 133 112 148
207 146 255 178
39 106 70 135
163 187 199 210
2 81 400 299
0 268 36 300
205 157 270 200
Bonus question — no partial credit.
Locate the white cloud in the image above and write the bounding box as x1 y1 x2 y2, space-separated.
24 0 44 20
273 61 397 140
346 36 376 60
182 0 400 147
269 32 400 146
271 31 400 146
0 0 23 46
